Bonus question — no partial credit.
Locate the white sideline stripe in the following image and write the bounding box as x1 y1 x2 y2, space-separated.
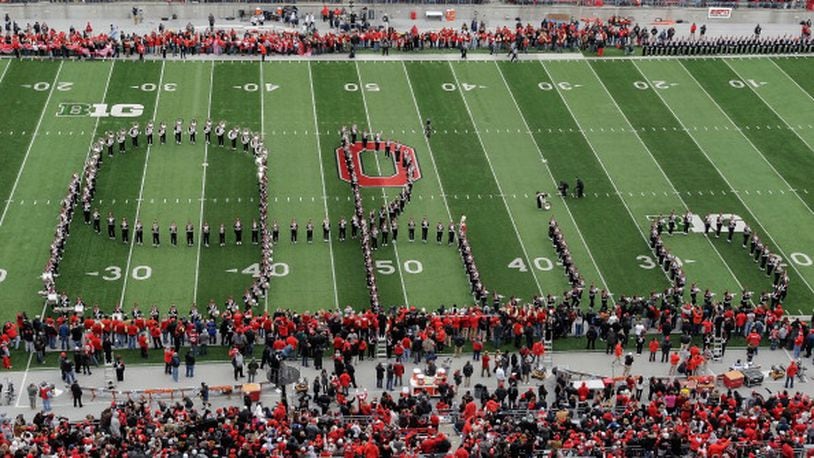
588 61 744 293
192 61 215 304
119 61 167 307
0 62 63 228
355 61 410 307
494 61 610 293
449 61 544 295
676 61 814 297
16 61 116 408
538 61 674 286
307 62 340 311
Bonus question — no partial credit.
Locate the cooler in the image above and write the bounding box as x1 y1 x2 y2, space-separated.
723 370 744 389
242 383 261 402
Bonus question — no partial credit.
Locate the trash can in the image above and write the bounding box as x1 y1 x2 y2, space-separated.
242 383 261 402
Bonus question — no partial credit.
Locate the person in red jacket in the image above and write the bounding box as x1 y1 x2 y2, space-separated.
785 360 798 389
648 337 660 362
481 351 491 377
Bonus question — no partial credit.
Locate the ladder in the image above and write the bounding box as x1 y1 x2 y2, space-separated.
711 336 724 361
376 336 388 359
542 338 553 365
104 365 116 390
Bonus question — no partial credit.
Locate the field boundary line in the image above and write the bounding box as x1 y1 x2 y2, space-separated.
448 61 543 295
723 60 814 156
16 61 115 407
767 59 814 104
119 61 167 307
192 61 215 304
494 61 610 293
306 62 340 310
586 61 744 292
354 61 410 306
675 60 814 296
0 61 62 228
537 61 673 286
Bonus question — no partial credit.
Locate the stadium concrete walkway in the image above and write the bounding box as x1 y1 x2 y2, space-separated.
0 345 809 422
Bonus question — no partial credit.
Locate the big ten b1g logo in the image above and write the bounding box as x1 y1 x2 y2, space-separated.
336 141 422 187
57 103 144 118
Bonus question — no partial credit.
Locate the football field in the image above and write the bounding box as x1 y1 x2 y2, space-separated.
0 56 813 321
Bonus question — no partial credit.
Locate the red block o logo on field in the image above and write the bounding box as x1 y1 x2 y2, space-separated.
336 141 421 187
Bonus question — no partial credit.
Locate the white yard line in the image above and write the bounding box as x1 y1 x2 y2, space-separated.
448 62 544 295
0 61 63 228
354 61 410 307
17 61 116 407
307 62 340 310
261 62 270 313
584 61 744 292
494 61 610 293
767 58 814 104
676 61 814 297
723 59 814 155
400 62 454 222
119 61 167 307
537 61 674 286
192 61 215 304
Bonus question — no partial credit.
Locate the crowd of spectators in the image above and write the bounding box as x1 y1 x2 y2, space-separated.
1 14 812 59
2 296 814 456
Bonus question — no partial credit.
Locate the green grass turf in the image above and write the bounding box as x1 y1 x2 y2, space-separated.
1 57 813 323
590 59 779 299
